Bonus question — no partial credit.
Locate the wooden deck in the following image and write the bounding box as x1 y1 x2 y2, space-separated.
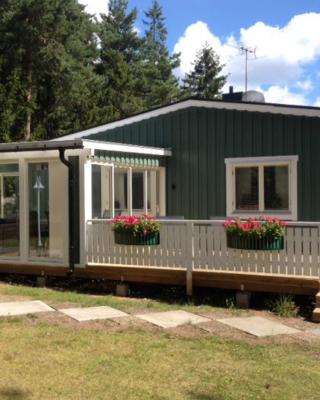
78 264 320 295
0 262 318 296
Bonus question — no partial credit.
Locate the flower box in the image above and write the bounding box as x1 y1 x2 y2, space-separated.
112 214 160 246
227 234 284 251
224 217 287 251
114 231 160 246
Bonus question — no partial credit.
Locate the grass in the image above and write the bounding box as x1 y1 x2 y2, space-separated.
0 282 319 399
0 319 320 399
0 281 246 315
266 295 298 318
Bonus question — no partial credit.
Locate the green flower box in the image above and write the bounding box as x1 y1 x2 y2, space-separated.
227 234 284 251
114 232 160 246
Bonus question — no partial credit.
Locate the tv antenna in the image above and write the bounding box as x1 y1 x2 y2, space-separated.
239 45 257 92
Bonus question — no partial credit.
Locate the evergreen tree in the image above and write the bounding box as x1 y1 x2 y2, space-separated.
96 0 143 120
141 0 180 108
0 0 100 141
182 42 227 99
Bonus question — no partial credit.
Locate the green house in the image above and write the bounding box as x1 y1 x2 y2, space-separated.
0 97 319 307
57 97 320 223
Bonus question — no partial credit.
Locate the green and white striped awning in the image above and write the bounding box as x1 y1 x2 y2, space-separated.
89 151 162 167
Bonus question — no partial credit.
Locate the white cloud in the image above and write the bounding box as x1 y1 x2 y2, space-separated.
314 97 320 107
174 13 320 104
258 85 308 105
78 0 109 18
295 79 313 92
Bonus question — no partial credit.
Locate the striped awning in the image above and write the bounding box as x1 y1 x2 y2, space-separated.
89 151 161 167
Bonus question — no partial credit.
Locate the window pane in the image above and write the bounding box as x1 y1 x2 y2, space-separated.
132 171 144 211
114 169 127 214
29 163 49 258
92 165 101 218
235 167 259 210
264 166 289 210
0 171 19 257
147 170 160 216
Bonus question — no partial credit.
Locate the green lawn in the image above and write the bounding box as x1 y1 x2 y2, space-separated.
0 283 319 400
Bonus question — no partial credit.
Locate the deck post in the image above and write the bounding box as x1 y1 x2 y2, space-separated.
186 222 194 296
312 287 320 322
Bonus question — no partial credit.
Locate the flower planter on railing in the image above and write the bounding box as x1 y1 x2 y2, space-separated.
114 231 160 246
227 234 284 251
224 217 287 251
112 214 160 246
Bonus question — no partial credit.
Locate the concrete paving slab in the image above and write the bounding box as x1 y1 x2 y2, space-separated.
308 328 320 337
0 300 55 317
59 306 128 322
217 316 300 337
135 310 210 329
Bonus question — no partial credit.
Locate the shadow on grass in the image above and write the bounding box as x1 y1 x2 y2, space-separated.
0 388 31 399
0 273 314 319
187 392 225 400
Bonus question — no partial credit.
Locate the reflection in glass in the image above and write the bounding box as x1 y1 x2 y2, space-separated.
0 169 19 257
235 167 259 210
114 169 127 215
264 166 289 210
132 171 144 212
29 163 49 258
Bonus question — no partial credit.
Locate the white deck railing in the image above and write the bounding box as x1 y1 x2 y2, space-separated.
86 220 320 277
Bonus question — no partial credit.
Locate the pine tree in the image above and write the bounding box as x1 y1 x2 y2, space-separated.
0 0 100 141
141 0 180 109
182 42 227 99
96 0 143 120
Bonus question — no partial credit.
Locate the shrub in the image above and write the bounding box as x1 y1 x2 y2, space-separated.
266 295 298 318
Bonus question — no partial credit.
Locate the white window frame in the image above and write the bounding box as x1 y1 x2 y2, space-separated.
91 162 166 218
225 155 298 220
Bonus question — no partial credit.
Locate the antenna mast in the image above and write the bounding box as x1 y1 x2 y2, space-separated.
239 45 256 92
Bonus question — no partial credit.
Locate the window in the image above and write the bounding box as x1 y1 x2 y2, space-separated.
225 156 298 220
92 165 165 218
0 164 19 257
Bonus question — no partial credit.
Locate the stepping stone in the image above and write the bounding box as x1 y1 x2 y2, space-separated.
308 328 320 337
59 306 128 322
217 316 300 337
0 300 54 317
135 310 210 329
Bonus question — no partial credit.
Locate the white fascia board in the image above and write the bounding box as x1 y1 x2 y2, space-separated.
51 99 320 142
0 148 86 160
225 155 299 165
82 139 172 156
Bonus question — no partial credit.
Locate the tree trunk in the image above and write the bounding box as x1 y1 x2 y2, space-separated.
25 66 32 141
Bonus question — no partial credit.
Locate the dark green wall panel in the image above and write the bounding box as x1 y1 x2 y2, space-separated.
86 107 320 221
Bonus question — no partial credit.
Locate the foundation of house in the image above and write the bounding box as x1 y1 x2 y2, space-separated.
36 276 47 288
312 292 320 322
115 282 129 297
236 291 251 309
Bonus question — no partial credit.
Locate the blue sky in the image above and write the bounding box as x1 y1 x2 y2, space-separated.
79 0 320 106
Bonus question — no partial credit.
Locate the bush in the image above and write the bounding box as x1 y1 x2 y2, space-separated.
266 295 298 318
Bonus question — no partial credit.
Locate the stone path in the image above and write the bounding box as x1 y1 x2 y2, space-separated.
217 316 300 337
135 310 210 328
0 300 55 317
59 306 128 322
0 300 305 337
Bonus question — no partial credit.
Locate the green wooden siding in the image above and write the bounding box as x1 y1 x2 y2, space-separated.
85 107 320 221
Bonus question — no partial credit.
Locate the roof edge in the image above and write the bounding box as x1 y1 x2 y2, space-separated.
51 98 320 142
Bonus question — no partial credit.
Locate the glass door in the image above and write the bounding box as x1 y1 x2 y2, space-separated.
28 161 67 260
